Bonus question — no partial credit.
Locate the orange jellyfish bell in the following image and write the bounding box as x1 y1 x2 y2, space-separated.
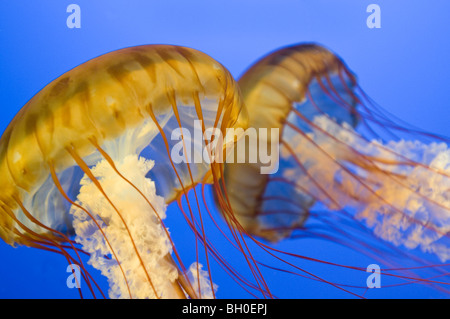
0 44 248 299
222 43 360 242
220 43 450 295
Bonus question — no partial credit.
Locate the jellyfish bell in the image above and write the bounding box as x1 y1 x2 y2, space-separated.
220 43 450 295
0 44 248 298
222 43 359 242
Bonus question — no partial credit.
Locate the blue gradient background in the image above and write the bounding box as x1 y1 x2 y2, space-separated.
0 1 449 298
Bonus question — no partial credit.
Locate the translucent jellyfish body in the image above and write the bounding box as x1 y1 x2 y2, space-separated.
221 43 450 296
0 44 246 298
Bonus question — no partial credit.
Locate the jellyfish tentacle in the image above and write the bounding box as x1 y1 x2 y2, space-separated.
144 105 206 297
168 90 209 298
176 195 274 298
48 161 133 298
66 145 160 298
2 197 101 298
90 137 194 299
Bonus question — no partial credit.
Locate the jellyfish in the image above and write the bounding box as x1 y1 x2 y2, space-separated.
220 43 450 296
0 44 252 299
